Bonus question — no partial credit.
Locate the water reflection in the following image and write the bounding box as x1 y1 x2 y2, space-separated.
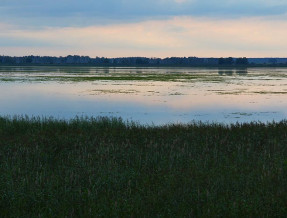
236 69 248 75
0 66 287 125
218 69 248 75
218 70 233 75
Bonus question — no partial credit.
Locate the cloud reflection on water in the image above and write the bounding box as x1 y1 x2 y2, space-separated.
0 67 287 125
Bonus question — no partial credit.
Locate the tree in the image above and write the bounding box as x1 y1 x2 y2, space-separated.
236 57 248 65
218 57 234 65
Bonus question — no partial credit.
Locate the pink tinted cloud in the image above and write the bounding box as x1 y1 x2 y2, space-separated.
0 16 287 57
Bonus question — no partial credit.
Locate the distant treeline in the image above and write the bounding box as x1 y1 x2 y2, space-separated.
1 55 287 66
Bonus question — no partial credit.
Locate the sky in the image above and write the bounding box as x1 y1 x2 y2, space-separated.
0 0 287 58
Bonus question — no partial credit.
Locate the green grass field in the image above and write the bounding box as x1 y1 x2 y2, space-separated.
1 116 287 217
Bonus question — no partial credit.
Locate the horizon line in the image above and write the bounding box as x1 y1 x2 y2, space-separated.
1 55 287 59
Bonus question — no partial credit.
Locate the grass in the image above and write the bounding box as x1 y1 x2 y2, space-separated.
0 73 226 83
1 116 287 217
89 89 139 95
253 91 287 94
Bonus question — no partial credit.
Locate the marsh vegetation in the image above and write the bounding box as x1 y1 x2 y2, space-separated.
1 116 287 216
1 66 287 216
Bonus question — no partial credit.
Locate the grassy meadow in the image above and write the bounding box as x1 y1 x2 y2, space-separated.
1 116 287 217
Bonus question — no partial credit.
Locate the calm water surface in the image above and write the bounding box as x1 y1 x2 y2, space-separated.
0 66 287 125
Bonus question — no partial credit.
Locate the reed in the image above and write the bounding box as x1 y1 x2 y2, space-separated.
1 116 287 217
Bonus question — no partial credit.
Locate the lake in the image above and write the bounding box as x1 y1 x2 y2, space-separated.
0 66 287 125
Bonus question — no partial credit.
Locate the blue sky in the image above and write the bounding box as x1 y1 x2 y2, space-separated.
1 0 287 57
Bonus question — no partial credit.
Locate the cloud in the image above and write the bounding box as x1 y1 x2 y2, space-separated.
0 0 287 27
175 0 188 3
1 16 287 57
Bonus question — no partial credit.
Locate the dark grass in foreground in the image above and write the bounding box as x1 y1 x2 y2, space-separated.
1 117 287 217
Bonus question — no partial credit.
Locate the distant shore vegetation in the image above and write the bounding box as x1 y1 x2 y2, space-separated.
1 55 287 66
1 116 287 217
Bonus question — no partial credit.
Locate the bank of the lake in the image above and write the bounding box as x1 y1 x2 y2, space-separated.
0 116 287 217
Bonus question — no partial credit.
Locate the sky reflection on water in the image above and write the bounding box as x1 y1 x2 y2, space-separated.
0 67 287 125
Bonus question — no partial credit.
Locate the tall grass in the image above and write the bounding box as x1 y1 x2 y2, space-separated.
1 116 287 217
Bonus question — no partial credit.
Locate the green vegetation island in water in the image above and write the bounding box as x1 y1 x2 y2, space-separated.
1 116 287 217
